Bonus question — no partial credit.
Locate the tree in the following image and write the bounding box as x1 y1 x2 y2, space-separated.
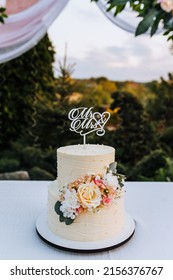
72 78 113 108
108 91 156 165
117 81 155 106
0 34 56 149
56 44 75 103
128 149 167 181
146 73 173 131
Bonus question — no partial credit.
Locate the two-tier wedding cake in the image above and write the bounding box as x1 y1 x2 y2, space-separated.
47 144 125 242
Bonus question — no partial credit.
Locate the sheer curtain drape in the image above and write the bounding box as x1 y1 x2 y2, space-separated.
96 0 139 33
0 0 162 64
96 0 162 34
0 0 69 63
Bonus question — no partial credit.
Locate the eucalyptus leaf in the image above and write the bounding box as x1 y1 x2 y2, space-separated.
59 215 74 225
117 174 125 188
107 162 117 174
55 201 74 225
59 215 66 222
64 217 74 225
54 201 62 215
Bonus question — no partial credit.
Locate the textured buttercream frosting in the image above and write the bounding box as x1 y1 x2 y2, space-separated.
47 144 124 242
48 180 124 241
57 144 115 187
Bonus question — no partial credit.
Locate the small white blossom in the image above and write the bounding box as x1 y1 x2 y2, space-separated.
64 189 79 208
60 188 80 219
104 172 119 189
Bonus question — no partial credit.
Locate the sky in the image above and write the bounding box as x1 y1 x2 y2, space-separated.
48 0 173 82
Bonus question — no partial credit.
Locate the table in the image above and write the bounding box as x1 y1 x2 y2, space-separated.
0 181 172 260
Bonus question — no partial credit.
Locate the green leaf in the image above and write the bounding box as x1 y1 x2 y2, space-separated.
55 201 74 225
59 215 66 222
0 7 6 13
117 174 126 188
54 201 62 215
135 9 158 36
108 0 130 5
150 12 163 37
64 217 74 225
107 0 130 12
166 18 173 29
59 215 74 225
167 35 173 41
163 29 171 36
107 162 117 174
0 17 4 23
114 4 126 16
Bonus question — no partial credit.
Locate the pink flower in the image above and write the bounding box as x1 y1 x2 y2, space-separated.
93 178 106 188
102 196 112 205
76 206 83 215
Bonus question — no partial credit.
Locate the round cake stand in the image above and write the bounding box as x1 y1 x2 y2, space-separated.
36 212 135 253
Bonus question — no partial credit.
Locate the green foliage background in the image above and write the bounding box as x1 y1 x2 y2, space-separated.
0 34 173 181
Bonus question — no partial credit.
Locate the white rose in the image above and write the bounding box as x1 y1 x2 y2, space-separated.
77 182 101 209
104 172 119 189
159 0 173 12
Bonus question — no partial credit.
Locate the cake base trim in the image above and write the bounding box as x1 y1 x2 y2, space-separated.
36 211 135 253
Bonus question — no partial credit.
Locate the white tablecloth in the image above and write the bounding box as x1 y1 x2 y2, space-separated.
0 181 172 260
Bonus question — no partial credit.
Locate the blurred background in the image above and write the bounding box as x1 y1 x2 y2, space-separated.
0 0 173 181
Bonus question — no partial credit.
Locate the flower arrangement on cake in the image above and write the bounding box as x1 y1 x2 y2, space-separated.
54 162 125 225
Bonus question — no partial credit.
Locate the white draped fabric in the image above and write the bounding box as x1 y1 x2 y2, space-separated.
0 0 69 63
0 0 163 64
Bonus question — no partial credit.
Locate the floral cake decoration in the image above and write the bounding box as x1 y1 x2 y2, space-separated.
54 162 125 225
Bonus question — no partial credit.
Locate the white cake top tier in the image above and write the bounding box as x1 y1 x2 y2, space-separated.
57 144 115 187
57 144 115 156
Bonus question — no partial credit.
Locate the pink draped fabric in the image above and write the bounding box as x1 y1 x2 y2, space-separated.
6 0 39 14
0 0 69 63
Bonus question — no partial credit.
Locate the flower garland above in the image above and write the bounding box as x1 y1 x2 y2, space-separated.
54 162 125 225
93 0 173 41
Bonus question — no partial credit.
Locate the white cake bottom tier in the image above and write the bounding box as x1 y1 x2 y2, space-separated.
47 181 124 242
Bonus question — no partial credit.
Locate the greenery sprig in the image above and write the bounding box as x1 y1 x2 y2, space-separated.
55 201 74 225
0 7 7 23
92 0 173 41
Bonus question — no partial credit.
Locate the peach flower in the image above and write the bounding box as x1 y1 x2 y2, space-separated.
77 183 101 209
159 0 173 12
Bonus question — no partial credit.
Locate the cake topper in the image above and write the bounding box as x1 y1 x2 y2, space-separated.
68 107 110 145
